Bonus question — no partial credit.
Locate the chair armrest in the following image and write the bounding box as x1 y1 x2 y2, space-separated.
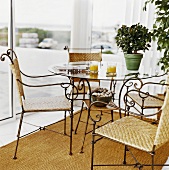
16 79 78 100
88 100 162 124
17 78 77 90
120 106 162 118
20 70 67 79
127 89 164 101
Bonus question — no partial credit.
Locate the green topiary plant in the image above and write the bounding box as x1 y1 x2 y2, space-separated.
115 23 152 54
115 23 152 70
144 0 169 71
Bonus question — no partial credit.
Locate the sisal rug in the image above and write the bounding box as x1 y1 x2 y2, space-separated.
0 110 169 170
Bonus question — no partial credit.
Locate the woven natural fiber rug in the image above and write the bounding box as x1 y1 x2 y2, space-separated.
0 110 169 170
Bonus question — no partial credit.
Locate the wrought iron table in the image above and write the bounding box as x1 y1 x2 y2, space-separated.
49 61 166 105
48 62 167 153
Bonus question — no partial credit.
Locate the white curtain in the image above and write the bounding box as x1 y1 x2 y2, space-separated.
125 0 162 74
70 0 93 49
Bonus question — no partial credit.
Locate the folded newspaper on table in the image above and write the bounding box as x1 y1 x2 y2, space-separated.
53 64 88 73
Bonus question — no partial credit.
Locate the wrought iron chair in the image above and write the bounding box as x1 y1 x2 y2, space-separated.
65 46 103 134
66 46 102 94
118 75 168 121
64 46 116 152
90 85 169 170
0 49 77 159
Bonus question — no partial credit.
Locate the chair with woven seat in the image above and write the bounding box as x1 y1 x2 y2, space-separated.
127 90 165 121
118 75 168 120
90 86 169 170
68 48 102 94
65 47 103 134
0 49 75 159
64 47 116 153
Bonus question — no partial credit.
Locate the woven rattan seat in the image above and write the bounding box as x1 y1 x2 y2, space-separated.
23 96 71 112
0 49 73 159
96 116 157 152
128 93 164 108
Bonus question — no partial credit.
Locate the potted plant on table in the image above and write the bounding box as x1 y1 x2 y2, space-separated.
115 23 152 70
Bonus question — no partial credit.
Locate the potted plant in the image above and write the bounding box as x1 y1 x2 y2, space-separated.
115 23 152 70
144 0 169 72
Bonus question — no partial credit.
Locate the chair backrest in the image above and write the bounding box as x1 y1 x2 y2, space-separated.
1 49 24 107
10 58 24 105
68 52 102 63
164 74 169 94
154 87 169 147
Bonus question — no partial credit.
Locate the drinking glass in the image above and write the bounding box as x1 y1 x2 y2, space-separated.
107 62 116 75
89 61 98 73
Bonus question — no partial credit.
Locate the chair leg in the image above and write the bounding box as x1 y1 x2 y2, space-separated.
64 111 67 135
69 109 73 155
127 106 130 116
74 101 84 134
151 153 155 170
13 111 24 159
91 124 96 170
80 110 90 153
141 106 144 120
123 145 127 164
110 110 114 122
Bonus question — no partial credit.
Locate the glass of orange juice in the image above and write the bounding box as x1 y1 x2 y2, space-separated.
89 61 98 73
107 62 116 75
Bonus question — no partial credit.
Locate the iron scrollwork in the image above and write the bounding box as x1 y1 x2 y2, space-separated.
61 82 78 101
118 75 169 117
0 48 17 63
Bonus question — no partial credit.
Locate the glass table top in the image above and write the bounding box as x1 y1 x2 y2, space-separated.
48 62 166 81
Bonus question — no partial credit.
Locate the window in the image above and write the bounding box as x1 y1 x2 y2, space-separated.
92 0 126 54
14 0 74 113
0 0 157 123
0 0 11 121
15 0 73 50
